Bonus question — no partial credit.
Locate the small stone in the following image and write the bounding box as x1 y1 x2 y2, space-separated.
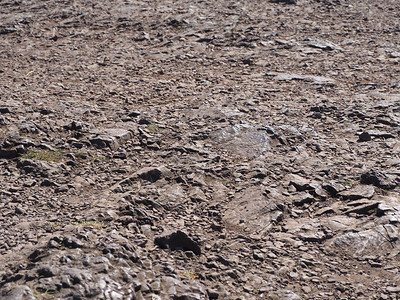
55 185 69 193
287 174 311 191
63 235 84 249
253 250 264 261
207 289 219 299
15 206 26 214
322 182 346 196
387 286 400 293
358 131 371 142
269 0 296 4
155 230 201 255
129 111 141 117
315 207 335 216
37 264 58 278
137 166 171 182
294 192 314 206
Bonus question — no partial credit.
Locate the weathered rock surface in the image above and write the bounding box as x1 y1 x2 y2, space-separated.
1 0 400 299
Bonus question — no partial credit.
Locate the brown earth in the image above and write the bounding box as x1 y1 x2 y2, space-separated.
1 0 400 299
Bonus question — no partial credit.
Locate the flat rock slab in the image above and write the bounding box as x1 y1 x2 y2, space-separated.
210 124 271 159
266 72 336 86
284 218 326 242
223 187 283 233
302 38 344 51
339 185 375 200
90 128 133 150
329 224 400 256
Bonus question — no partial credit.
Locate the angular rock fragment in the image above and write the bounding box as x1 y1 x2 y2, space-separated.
339 185 375 200
90 128 133 150
343 201 379 215
302 38 344 51
0 285 36 300
16 159 51 177
293 192 314 206
0 145 24 159
154 231 201 255
287 174 311 191
358 131 371 142
358 130 396 141
137 166 171 182
330 225 400 255
322 182 346 196
19 121 39 133
266 72 336 85
269 0 296 4
360 169 397 190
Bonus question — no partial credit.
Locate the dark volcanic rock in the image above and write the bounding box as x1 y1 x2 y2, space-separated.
270 0 296 4
360 169 397 190
155 231 201 255
137 166 171 182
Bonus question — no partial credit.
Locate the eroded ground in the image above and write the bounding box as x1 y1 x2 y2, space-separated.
1 0 400 299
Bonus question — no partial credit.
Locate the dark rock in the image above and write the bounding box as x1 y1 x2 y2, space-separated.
138 118 152 125
41 179 59 187
358 131 371 142
0 107 12 113
64 121 84 131
129 111 141 117
17 159 50 177
29 248 50 262
155 230 201 255
0 147 19 159
344 202 379 215
253 250 264 261
270 0 296 4
37 265 58 278
207 289 219 299
90 135 117 150
63 236 84 249
322 182 346 196
137 166 171 182
360 169 397 190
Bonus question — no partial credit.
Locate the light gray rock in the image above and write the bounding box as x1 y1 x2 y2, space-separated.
0 285 36 300
339 185 375 200
266 72 336 86
302 38 344 51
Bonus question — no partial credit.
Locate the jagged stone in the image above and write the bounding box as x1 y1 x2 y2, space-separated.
154 231 201 255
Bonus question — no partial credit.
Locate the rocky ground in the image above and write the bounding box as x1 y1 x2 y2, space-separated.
1 0 400 299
